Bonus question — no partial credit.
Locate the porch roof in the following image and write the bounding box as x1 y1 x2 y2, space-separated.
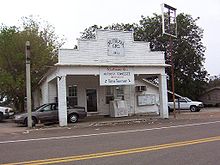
55 63 170 67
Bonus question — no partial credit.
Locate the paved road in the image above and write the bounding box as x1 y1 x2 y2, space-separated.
1 113 220 165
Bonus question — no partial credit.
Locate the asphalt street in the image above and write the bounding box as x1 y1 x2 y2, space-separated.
0 108 220 165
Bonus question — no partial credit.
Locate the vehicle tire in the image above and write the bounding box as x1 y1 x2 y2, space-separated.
168 107 173 113
68 113 79 123
190 105 197 112
0 113 3 122
24 117 37 127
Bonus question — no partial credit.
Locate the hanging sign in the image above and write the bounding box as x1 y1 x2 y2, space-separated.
100 67 134 86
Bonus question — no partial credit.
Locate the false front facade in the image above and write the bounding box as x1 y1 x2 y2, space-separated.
35 30 169 126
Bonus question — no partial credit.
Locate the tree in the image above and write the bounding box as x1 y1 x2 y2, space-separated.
81 25 102 39
81 13 207 100
80 23 139 40
138 13 208 100
0 16 64 111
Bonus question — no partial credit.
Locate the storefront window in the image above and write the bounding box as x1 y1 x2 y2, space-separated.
68 85 78 106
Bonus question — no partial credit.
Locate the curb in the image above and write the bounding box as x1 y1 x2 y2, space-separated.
27 116 162 132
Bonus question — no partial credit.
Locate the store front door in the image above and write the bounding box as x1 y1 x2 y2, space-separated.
86 89 97 112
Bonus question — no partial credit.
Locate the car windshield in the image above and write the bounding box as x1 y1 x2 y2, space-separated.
185 97 192 102
33 104 47 112
33 104 79 111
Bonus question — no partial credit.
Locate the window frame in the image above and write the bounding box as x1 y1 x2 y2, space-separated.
68 85 78 106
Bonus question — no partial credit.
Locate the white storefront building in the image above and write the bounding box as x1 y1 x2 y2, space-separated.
35 30 169 126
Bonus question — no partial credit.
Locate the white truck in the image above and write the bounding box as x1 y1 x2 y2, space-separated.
168 97 204 112
0 106 14 121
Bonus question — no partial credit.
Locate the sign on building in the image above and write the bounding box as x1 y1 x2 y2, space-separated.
100 67 134 86
107 38 125 56
137 94 156 106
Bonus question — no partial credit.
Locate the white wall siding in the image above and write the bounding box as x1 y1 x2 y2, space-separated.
93 86 111 115
58 30 164 66
48 81 57 103
123 85 135 115
33 90 41 108
40 81 49 105
134 79 160 114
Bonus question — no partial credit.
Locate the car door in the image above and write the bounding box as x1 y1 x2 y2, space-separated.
51 103 59 122
177 98 188 109
37 104 57 122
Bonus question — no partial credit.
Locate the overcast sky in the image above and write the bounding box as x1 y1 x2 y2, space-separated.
1 0 219 76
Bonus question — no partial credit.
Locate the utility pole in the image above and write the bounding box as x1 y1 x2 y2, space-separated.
25 41 32 128
161 3 177 118
169 36 176 118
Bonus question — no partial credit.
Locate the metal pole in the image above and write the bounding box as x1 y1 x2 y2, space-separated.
169 36 176 118
25 41 32 128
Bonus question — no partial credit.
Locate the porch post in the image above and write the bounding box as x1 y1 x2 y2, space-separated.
159 74 169 118
57 75 68 126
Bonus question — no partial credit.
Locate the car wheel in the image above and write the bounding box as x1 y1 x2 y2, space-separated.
190 106 197 112
168 107 173 113
24 117 37 127
68 113 78 123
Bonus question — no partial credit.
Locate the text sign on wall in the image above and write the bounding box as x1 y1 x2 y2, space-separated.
137 94 156 106
107 38 125 56
100 67 134 86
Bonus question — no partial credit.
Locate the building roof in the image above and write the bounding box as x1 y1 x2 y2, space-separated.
142 79 183 98
200 86 220 96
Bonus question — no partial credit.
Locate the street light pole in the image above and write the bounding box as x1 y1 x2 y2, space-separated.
25 41 32 128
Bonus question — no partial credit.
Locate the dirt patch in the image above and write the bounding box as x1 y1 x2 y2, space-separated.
0 119 26 134
170 107 220 120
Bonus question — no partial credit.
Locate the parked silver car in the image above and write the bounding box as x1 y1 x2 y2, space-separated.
14 103 87 126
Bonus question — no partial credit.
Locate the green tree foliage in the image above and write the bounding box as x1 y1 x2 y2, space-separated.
138 13 207 99
81 25 102 39
81 13 207 99
0 16 64 111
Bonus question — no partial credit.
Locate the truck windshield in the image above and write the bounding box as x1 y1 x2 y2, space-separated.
185 97 192 102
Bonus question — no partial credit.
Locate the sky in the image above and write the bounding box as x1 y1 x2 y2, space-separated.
0 0 220 76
